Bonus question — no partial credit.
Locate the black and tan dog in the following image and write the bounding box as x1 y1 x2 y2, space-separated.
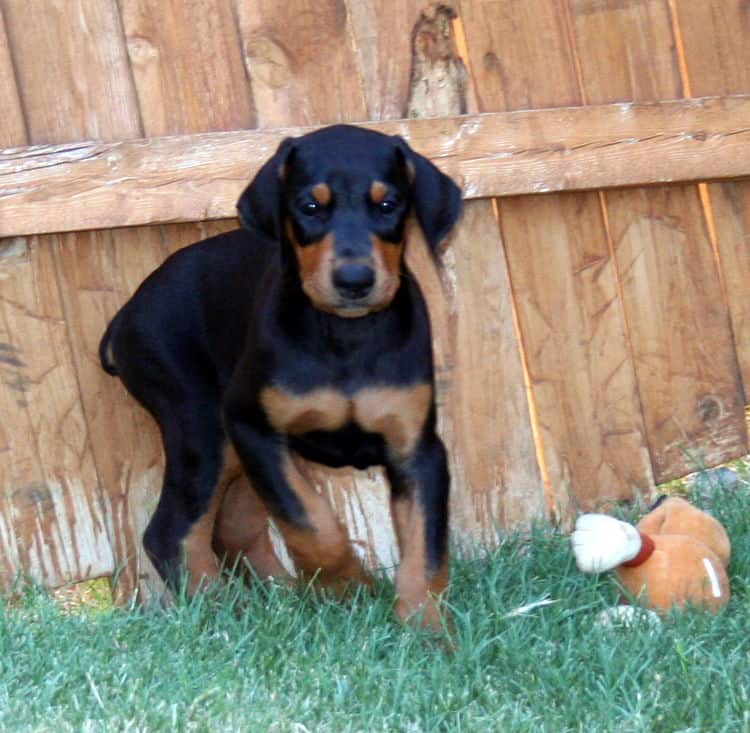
99 124 461 628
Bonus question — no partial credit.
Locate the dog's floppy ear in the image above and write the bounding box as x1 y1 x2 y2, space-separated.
394 136 462 251
237 137 296 240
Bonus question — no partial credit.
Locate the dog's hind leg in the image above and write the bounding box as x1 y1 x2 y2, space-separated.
141 399 227 594
213 448 292 581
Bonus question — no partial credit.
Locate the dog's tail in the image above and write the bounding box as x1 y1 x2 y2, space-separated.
99 315 120 376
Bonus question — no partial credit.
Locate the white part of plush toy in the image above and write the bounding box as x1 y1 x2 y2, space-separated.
571 514 643 573
570 497 731 614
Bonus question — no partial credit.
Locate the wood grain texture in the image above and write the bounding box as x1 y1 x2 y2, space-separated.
459 0 653 514
676 0 750 394
0 1 131 589
4 0 140 143
0 9 25 148
431 204 548 536
1 94 749 237
52 227 168 599
235 0 366 127
570 0 748 480
0 236 115 587
401 2 545 535
119 0 255 135
346 1 424 121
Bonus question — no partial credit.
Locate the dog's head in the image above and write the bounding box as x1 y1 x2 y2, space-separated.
237 125 461 317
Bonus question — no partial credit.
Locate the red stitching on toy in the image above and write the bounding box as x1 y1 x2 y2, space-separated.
621 531 655 567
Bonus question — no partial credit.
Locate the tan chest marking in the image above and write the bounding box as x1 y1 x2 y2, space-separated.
261 386 351 434
354 384 432 458
261 383 433 458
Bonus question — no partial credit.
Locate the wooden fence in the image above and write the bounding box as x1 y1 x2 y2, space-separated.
0 0 748 599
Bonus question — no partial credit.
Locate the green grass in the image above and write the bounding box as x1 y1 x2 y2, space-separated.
2 481 749 732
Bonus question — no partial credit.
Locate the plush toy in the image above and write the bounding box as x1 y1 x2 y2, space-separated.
571 496 731 613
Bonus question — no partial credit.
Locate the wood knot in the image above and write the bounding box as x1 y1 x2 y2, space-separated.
697 395 723 424
407 3 467 118
13 482 54 512
483 51 501 71
126 36 158 64
243 36 292 88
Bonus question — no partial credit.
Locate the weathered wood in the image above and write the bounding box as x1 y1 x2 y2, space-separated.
459 0 653 516
53 226 168 599
676 0 750 395
119 0 255 136
0 95 749 237
4 1 139 143
0 1 127 590
399 3 546 536
0 10 24 149
235 0 367 127
0 235 116 587
570 0 748 480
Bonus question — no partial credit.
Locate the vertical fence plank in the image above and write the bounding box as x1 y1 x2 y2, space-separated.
458 0 654 516
0 9 24 147
0 1 123 588
0 6 34 586
235 0 367 128
119 0 254 136
119 0 256 251
569 0 748 480
4 0 215 599
676 0 750 397
406 3 548 538
53 226 168 599
346 1 425 121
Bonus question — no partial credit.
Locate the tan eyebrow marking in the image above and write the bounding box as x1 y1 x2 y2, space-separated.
311 183 332 206
369 180 389 203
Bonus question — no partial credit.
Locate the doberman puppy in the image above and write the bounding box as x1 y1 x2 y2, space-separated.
99 124 462 629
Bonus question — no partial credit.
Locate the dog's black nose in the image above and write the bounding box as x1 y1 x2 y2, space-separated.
333 263 375 299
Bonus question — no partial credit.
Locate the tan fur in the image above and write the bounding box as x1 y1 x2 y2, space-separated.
285 220 404 317
261 383 432 458
213 461 291 581
289 226 338 311
311 182 331 206
355 384 432 458
261 386 351 434
369 180 388 203
391 493 448 631
180 444 239 592
369 235 404 308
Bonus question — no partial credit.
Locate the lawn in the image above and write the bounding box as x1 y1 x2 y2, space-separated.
1 470 749 733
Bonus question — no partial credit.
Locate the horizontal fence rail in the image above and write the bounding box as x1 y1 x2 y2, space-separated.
0 94 749 237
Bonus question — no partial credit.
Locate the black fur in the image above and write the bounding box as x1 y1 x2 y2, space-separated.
100 124 462 588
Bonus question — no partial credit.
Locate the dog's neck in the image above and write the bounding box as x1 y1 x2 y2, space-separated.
276 272 413 356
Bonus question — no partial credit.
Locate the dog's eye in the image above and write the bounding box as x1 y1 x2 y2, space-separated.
300 201 320 216
378 200 398 214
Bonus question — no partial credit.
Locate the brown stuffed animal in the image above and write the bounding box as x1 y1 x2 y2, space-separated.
571 496 731 613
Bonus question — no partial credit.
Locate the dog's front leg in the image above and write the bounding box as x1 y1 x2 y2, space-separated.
225 416 369 594
386 432 450 632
